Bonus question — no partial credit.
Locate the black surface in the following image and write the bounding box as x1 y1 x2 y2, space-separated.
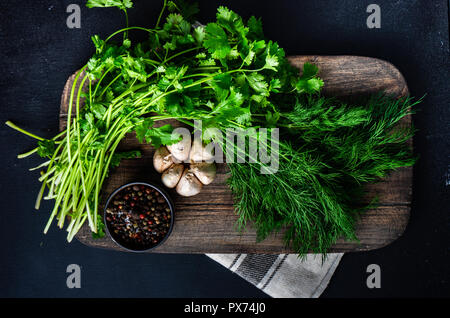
0 0 448 297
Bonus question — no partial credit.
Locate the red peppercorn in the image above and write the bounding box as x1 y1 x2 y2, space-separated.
130 202 135 207
148 221 153 225
139 214 144 219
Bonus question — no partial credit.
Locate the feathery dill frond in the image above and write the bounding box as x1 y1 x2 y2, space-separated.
227 94 419 256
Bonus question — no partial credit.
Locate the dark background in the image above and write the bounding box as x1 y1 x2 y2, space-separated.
0 0 448 297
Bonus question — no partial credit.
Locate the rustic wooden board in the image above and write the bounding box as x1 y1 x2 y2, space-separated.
60 55 412 253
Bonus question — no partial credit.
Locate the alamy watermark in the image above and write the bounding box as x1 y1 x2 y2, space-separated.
66 4 81 29
366 4 381 29
171 120 279 174
366 264 381 288
66 264 81 289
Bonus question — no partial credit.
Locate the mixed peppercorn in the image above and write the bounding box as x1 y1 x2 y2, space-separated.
105 184 172 250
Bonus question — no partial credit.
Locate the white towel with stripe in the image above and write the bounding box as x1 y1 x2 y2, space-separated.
206 253 343 298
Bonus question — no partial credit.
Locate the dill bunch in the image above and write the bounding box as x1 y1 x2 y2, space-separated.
228 94 419 256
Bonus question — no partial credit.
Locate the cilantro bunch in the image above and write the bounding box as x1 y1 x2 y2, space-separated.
6 0 417 256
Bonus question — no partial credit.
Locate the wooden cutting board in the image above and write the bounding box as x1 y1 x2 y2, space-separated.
60 55 412 253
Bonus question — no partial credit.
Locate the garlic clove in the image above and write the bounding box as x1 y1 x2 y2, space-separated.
191 162 216 185
176 168 203 197
189 138 214 163
167 136 191 162
161 164 184 188
153 147 173 173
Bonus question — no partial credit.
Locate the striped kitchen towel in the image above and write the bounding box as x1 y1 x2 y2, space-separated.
206 253 343 298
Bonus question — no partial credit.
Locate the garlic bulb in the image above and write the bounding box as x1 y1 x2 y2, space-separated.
167 137 191 162
161 164 184 188
189 138 214 162
153 140 217 197
153 147 173 173
190 162 216 185
176 169 203 197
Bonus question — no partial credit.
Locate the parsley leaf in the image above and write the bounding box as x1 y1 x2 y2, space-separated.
110 150 141 168
91 103 107 119
246 73 269 96
263 55 279 71
216 6 248 38
144 124 182 148
37 140 56 158
86 0 133 10
91 35 105 53
135 118 154 143
248 16 264 40
193 26 205 45
135 118 181 148
269 78 282 92
302 62 319 79
203 23 231 59
92 214 106 239
295 62 324 93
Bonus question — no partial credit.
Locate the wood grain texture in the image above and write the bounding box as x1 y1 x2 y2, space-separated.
59 55 412 253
